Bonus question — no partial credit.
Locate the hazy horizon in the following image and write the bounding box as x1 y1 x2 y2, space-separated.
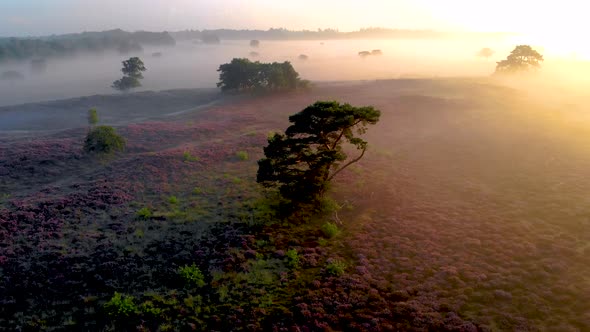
2 0 587 60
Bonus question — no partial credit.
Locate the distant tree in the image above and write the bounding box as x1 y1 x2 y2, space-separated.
495 45 543 73
249 51 260 58
371 49 383 55
298 54 309 60
1 70 24 80
201 34 220 44
112 57 146 92
84 125 126 154
30 58 47 74
257 101 381 206
121 57 146 79
217 58 308 92
358 51 371 57
117 40 143 54
250 40 260 47
88 108 99 127
477 47 495 59
112 76 141 92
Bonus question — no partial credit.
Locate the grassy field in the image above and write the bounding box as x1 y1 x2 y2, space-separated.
1 79 589 331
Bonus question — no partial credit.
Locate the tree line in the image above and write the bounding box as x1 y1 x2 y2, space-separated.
0 29 175 62
171 27 510 41
217 58 309 92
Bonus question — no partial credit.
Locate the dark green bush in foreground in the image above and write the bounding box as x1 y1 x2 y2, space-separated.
104 292 137 317
83 125 126 154
178 264 206 288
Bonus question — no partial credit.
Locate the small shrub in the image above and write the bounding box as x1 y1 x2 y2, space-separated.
136 207 152 220
84 125 126 154
168 195 178 205
321 222 340 238
326 259 347 276
134 229 144 238
88 108 99 126
192 187 203 195
318 238 328 246
320 197 341 214
285 249 300 268
104 292 137 317
183 151 199 162
236 151 249 161
178 263 205 287
217 284 229 302
139 301 163 317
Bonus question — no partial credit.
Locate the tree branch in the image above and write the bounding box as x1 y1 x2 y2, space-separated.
327 145 366 181
330 120 362 150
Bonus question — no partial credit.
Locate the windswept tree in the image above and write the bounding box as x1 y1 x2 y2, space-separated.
257 101 381 206
112 57 146 92
495 45 543 74
217 58 308 92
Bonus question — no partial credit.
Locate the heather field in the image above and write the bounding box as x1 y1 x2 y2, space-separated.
1 79 589 331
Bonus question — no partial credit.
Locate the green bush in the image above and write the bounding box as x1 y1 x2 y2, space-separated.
88 108 99 126
326 259 347 276
104 292 137 317
178 263 205 287
168 195 178 205
285 249 300 268
139 301 163 317
84 125 126 154
321 222 340 238
236 151 249 161
319 197 341 214
136 207 152 220
183 151 200 162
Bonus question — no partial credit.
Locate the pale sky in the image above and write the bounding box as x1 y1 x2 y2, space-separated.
0 0 586 38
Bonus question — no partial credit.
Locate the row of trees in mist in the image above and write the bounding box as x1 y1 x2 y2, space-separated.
171 27 509 41
217 58 309 92
0 29 175 62
476 45 544 74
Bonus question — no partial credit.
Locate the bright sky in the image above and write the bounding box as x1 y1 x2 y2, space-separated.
0 0 587 56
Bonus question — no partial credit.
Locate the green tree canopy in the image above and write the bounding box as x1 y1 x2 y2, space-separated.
217 58 308 92
112 76 141 92
257 101 381 205
112 57 146 92
121 57 146 79
495 45 543 73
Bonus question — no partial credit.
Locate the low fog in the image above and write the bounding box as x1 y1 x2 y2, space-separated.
3 1 590 330
0 37 525 107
